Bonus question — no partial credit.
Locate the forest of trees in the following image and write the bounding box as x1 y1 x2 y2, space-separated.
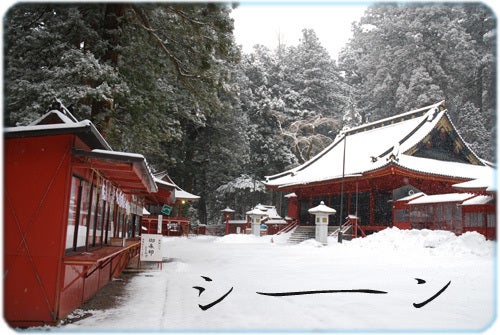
4 2 496 225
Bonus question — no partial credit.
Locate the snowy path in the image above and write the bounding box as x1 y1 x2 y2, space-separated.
57 229 496 332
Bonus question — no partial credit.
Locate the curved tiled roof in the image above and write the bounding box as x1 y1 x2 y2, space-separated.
265 101 493 188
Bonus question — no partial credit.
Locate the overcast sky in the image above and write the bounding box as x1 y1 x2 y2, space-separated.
230 2 369 59
230 0 499 60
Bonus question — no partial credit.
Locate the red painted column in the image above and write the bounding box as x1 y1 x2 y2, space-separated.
287 197 299 221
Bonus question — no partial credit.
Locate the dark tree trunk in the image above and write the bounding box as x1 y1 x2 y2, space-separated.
90 3 126 137
103 3 126 66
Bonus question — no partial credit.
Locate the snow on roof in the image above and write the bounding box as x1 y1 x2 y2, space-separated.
243 204 287 223
248 204 285 219
221 207 236 213
153 172 200 200
255 204 269 211
393 155 492 181
264 207 281 219
153 177 177 189
265 219 287 224
396 192 426 202
266 102 442 187
453 175 497 193
308 201 337 214
461 195 494 206
92 149 145 160
89 149 158 194
29 109 78 125
343 101 443 135
5 108 161 195
246 208 267 216
74 149 158 194
265 101 493 188
4 117 112 150
5 118 90 133
408 193 474 205
486 183 496 193
175 188 200 200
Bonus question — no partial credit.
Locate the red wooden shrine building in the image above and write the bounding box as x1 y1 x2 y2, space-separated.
392 189 495 239
142 172 200 236
265 101 496 238
3 104 161 327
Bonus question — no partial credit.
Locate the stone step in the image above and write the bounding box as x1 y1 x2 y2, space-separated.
287 225 339 244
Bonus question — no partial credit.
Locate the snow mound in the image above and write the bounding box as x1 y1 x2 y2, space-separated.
268 232 293 244
350 227 494 257
443 231 494 257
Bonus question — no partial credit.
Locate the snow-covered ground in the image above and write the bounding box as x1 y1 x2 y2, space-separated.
55 228 496 332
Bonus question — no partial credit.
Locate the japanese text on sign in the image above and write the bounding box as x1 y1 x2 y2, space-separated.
140 233 163 262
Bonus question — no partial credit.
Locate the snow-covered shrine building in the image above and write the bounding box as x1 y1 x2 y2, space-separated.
4 102 166 327
265 101 496 239
142 172 200 236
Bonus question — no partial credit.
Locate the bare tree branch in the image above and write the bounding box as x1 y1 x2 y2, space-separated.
279 114 339 163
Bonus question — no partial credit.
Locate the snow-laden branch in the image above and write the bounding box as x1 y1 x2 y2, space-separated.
216 174 266 195
130 5 200 79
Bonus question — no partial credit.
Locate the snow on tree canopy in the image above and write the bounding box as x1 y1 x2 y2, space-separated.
216 174 266 194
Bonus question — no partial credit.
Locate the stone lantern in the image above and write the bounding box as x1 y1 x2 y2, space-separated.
308 201 336 245
246 207 267 237
221 207 235 235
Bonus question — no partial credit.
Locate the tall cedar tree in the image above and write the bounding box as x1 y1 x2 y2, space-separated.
338 3 495 160
4 3 242 225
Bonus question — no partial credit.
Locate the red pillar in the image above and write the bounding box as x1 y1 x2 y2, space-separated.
369 192 375 225
287 197 299 221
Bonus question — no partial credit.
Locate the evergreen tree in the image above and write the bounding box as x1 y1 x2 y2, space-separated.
239 47 298 178
339 3 495 160
4 2 242 225
283 29 347 120
4 4 127 129
240 29 349 168
458 102 491 159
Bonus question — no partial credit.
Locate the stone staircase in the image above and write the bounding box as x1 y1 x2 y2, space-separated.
287 225 338 244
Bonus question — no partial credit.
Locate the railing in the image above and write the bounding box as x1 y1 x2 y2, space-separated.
276 220 299 235
329 221 352 236
142 216 190 236
329 218 367 238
